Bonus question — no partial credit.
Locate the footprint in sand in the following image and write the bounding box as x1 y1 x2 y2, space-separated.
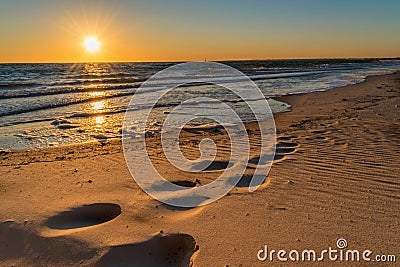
191 160 233 172
149 179 198 193
44 203 121 230
94 233 198 267
0 222 198 267
305 129 330 141
275 144 297 154
0 221 97 266
231 174 268 188
228 137 300 189
171 180 198 187
248 137 300 166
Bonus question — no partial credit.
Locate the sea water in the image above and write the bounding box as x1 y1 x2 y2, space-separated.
0 59 399 150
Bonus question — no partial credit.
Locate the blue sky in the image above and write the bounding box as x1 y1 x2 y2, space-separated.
0 0 399 62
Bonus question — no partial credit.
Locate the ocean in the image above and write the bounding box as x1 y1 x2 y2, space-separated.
1 59 399 150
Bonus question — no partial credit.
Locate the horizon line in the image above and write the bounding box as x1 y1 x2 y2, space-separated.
1 56 399 64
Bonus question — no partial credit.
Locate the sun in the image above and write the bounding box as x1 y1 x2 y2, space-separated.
84 37 100 52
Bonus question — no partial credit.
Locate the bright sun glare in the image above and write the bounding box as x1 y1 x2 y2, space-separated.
84 37 100 52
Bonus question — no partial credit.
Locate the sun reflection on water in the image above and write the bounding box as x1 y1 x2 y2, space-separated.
95 116 105 124
92 100 104 110
66 63 117 131
90 91 105 97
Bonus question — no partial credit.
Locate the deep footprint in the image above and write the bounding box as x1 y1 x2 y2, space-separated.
95 234 198 267
275 147 296 154
191 160 232 171
275 141 299 155
45 203 121 230
248 140 299 165
234 174 267 188
0 221 97 265
171 180 197 187
248 155 274 165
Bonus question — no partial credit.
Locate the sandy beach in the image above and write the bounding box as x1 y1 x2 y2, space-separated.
0 71 399 266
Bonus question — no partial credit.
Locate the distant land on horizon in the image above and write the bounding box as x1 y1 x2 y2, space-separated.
1 57 400 65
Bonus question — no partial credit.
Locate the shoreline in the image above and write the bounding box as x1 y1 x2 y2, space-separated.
1 64 399 152
0 71 399 266
0 71 397 158
0 70 400 157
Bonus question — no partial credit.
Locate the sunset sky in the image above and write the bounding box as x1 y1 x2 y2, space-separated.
1 0 399 63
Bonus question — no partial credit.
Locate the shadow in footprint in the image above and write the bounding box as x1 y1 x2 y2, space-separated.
248 154 277 165
150 180 197 193
233 174 267 188
161 204 195 211
275 147 296 154
95 234 198 267
163 195 210 209
248 139 300 166
45 203 121 230
0 221 96 265
191 160 232 171
171 180 197 187
273 154 285 161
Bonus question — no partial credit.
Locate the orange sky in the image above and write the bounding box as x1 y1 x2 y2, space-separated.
0 0 399 63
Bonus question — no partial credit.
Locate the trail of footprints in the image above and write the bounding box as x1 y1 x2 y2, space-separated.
15 128 347 266
3 122 397 266
11 123 384 266
12 134 301 266
148 133 302 190
173 134 301 189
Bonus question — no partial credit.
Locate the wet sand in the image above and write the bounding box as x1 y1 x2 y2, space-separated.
0 72 399 266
